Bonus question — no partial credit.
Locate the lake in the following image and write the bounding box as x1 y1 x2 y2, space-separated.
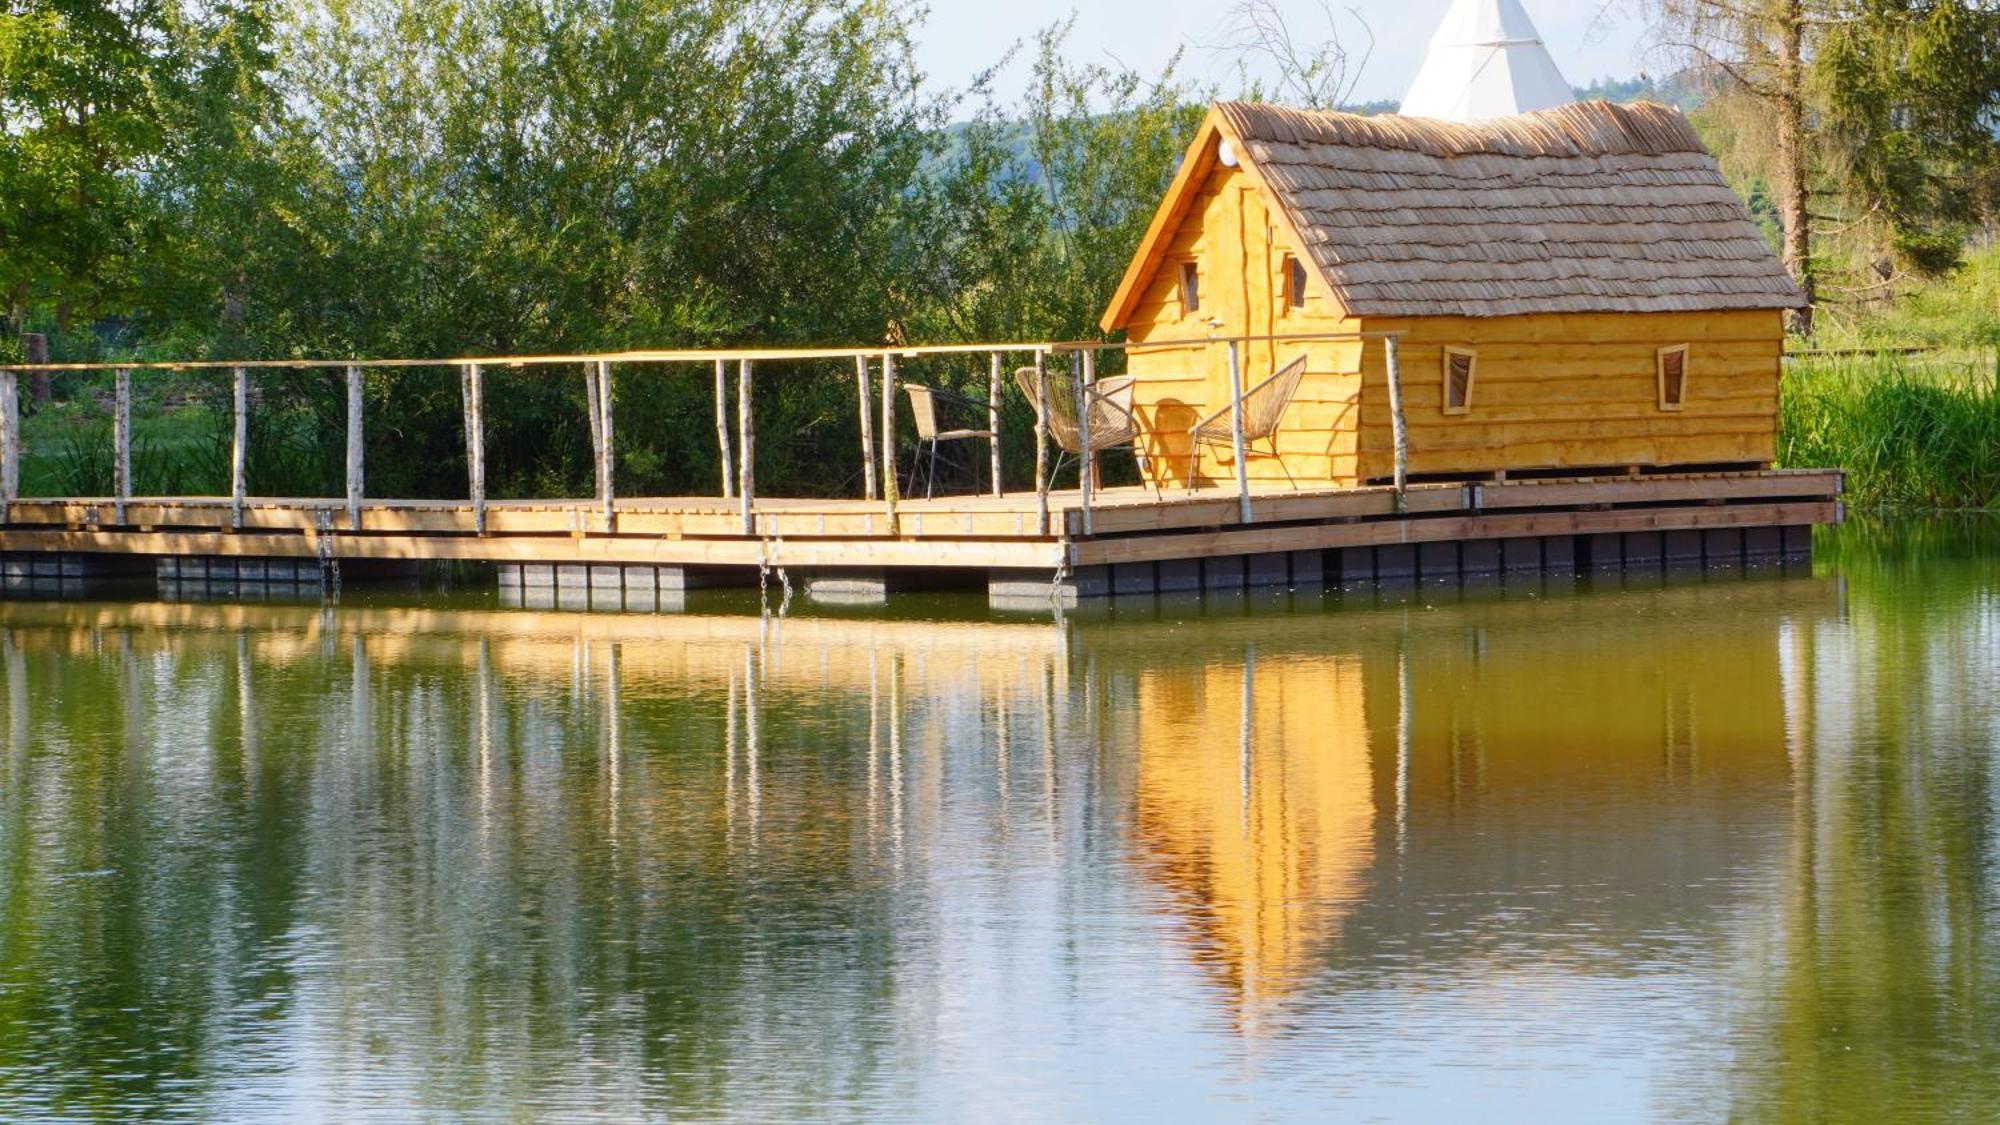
1 517 1996 1121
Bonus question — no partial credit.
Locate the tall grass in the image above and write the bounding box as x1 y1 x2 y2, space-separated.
1780 352 2000 509
18 402 335 499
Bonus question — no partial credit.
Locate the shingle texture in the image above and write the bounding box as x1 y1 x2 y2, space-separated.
1216 100 1808 318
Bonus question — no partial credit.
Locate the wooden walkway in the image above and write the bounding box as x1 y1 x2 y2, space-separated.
0 469 1842 579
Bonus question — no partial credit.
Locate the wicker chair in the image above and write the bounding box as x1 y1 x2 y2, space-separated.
1187 354 1310 489
901 383 995 498
1011 367 1154 491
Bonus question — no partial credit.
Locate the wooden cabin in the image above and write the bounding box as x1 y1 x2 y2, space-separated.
1100 100 1809 488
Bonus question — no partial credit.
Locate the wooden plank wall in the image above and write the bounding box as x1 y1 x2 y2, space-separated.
1353 309 1785 480
1124 161 1366 489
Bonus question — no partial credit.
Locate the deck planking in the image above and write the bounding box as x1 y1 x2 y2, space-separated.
0 468 1844 574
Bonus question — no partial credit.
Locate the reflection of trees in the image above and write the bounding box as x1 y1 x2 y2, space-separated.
0 605 1068 1117
1719 522 2000 1120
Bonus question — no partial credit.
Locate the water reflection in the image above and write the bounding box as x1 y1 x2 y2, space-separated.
0 527 1997 1119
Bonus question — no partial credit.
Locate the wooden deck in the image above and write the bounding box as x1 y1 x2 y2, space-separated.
0 468 1843 579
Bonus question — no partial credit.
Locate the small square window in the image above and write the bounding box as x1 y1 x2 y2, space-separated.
1442 346 1476 415
1283 255 1308 310
1657 345 1689 411
1178 261 1201 316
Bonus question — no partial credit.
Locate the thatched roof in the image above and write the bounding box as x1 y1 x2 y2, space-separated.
1214 100 1807 319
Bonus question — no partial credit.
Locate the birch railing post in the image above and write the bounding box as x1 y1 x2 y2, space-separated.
596 360 616 533
1226 340 1250 524
879 351 899 533
714 359 734 500
737 359 755 536
0 366 17 522
345 365 364 531
1033 349 1049 536
113 368 132 524
461 363 486 535
1384 335 1408 510
1076 350 1094 536
987 352 1003 497
584 362 604 516
231 366 248 530
854 355 877 501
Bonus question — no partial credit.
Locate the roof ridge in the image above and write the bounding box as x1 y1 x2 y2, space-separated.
1214 99 1706 159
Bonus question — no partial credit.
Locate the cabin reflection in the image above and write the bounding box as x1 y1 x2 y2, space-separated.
1131 650 1373 1034
1105 575 1837 1033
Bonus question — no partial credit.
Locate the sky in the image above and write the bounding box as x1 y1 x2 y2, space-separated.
911 0 1656 106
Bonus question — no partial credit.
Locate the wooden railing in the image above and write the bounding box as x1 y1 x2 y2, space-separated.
0 331 1408 539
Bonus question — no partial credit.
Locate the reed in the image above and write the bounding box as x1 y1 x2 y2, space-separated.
1779 351 2000 510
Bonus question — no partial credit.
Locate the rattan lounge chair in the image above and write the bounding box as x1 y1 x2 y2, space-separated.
1011 366 1155 492
1187 354 1310 489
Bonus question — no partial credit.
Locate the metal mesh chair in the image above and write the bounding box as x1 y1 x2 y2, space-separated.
1011 367 1153 490
1187 354 1310 489
901 383 995 498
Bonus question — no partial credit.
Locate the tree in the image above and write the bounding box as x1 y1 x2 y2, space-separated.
1646 0 2000 335
0 0 173 361
1811 0 2000 285
897 21 1208 345
1646 0 1822 333
1214 0 1374 112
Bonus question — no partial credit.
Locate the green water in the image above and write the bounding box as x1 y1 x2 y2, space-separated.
1 519 1998 1121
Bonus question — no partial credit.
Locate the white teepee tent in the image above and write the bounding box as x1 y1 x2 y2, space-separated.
1399 0 1575 122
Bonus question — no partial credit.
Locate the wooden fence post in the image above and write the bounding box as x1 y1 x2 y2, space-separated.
113 367 132 524
1033 349 1049 536
461 363 486 534
1385 335 1408 509
0 365 16 521
584 362 604 513
596 360 616 533
880 351 898 533
737 359 755 536
988 352 1003 497
346 364 364 531
855 355 877 501
1226 340 1250 523
1076 350 1094 536
231 366 248 530
714 358 734 500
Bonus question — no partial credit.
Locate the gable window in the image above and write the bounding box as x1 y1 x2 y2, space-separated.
1283 254 1308 311
1657 345 1689 411
1442 346 1476 415
1178 261 1201 316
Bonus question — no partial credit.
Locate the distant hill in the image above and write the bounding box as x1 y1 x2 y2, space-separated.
1571 74 1707 112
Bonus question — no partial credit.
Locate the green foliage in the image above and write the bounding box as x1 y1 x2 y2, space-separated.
1811 0 2000 278
1813 242 2000 349
0 0 169 343
1779 352 2000 508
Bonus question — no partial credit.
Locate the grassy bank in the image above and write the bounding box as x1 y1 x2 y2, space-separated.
1777 244 2000 511
1779 353 2000 510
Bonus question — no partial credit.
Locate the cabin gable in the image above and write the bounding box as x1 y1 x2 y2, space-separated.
1117 134 1367 489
